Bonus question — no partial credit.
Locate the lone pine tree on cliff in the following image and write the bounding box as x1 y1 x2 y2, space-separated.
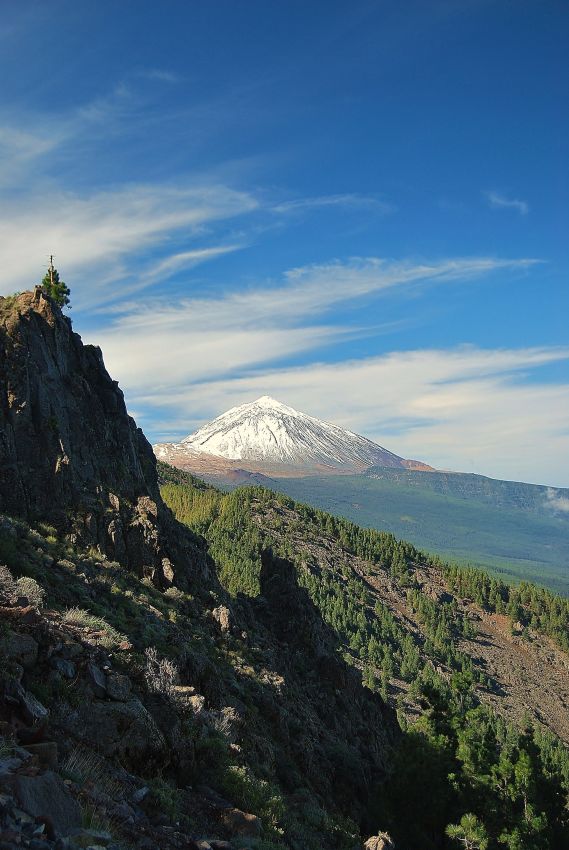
41 256 70 308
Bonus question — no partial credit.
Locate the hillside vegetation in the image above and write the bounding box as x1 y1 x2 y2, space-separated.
1 291 568 850
261 469 569 592
160 464 569 850
0 507 397 850
0 290 398 850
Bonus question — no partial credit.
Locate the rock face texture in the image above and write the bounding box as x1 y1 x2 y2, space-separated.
0 290 200 586
14 770 82 838
0 290 399 847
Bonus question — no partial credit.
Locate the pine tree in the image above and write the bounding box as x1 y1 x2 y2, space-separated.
446 813 489 850
41 257 70 308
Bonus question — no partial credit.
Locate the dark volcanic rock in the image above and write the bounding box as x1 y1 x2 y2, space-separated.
14 770 81 838
67 697 167 768
0 290 399 847
0 289 206 587
0 631 38 669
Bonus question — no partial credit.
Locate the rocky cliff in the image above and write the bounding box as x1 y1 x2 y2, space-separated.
0 290 398 849
0 289 201 587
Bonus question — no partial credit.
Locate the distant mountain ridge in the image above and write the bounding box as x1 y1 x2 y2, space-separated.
153 398 569 593
154 395 432 475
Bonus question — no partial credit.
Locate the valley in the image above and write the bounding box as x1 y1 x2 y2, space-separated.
267 471 569 592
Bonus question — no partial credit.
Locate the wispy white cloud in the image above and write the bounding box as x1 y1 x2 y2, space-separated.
76 82 135 125
273 193 393 215
140 245 243 285
0 126 59 162
135 68 181 84
545 488 569 513
93 257 536 348
0 82 141 187
280 256 538 311
84 254 564 485
0 125 64 186
485 190 529 215
0 184 258 306
141 345 569 487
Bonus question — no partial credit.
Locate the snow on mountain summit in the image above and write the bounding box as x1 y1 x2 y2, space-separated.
172 395 409 469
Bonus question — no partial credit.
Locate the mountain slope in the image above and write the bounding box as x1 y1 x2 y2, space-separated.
154 395 432 474
0 290 398 850
264 470 569 593
159 463 569 742
2 290 568 849
160 466 569 849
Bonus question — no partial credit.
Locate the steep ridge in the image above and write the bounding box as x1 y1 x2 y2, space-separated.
0 289 203 587
159 468 569 744
154 395 432 475
0 290 398 850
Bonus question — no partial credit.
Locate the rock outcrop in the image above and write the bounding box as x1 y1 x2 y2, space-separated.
0 289 399 848
0 290 204 587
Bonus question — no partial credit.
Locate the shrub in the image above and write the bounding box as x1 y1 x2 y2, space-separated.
15 576 46 609
0 565 16 601
35 522 57 538
62 607 126 649
62 745 123 798
220 765 285 832
0 537 18 571
194 732 231 779
147 777 183 821
0 294 21 319
144 647 179 696
164 586 186 603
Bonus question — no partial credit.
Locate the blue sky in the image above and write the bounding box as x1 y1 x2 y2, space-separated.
1 0 568 486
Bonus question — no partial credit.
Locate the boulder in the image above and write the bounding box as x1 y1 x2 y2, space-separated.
364 834 395 850
0 757 23 778
14 770 81 838
161 558 175 583
62 641 84 659
69 828 113 847
110 799 136 822
0 631 38 669
220 808 261 838
20 690 49 725
87 662 107 698
70 698 167 768
130 785 150 804
51 657 76 679
212 605 232 633
105 672 131 701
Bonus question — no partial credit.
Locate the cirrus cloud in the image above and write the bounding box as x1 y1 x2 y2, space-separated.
484 190 529 215
139 345 569 487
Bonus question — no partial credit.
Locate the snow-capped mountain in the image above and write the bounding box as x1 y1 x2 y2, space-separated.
154 396 431 476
